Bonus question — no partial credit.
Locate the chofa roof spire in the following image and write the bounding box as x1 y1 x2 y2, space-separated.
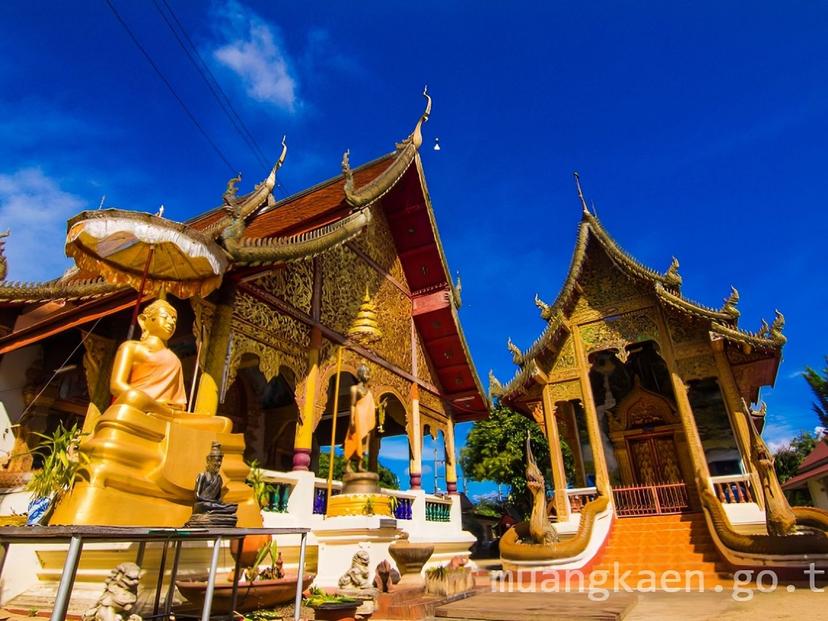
573 171 590 215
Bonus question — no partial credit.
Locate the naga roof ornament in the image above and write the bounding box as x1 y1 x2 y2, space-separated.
451 271 462 309
534 293 554 321
0 230 8 282
758 319 770 338
664 256 683 288
770 310 786 344
343 87 431 208
488 370 504 398
722 286 741 319
507 338 524 366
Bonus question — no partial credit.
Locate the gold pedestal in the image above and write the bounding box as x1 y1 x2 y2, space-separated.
326 492 394 518
50 403 261 527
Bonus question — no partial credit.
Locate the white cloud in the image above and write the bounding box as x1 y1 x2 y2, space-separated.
378 436 411 461
0 168 83 281
211 1 298 112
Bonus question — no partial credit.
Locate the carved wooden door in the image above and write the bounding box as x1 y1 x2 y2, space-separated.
629 435 682 485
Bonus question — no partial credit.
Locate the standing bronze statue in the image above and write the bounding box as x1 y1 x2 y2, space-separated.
343 365 376 474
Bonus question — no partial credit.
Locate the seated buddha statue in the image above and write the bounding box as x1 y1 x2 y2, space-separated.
49 297 259 527
110 299 187 416
106 298 229 432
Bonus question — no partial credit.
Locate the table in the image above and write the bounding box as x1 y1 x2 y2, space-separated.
0 525 310 621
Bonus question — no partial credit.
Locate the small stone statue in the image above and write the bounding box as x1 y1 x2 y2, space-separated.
338 550 371 590
82 562 142 621
185 441 238 527
373 559 401 592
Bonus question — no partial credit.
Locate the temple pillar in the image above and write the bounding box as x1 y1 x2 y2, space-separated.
540 387 570 520
203 280 237 394
654 308 711 483
561 401 586 488
570 325 611 494
292 327 321 471
711 338 764 508
408 384 423 489
445 414 458 494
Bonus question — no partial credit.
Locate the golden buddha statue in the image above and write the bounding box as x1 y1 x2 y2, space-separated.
50 299 260 527
343 365 376 474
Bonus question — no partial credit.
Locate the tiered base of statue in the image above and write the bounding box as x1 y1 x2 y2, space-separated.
326 471 393 518
49 402 261 527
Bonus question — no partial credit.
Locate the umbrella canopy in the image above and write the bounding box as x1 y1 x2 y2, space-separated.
65 209 229 299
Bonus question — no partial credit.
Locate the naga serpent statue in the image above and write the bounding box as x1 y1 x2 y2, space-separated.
500 434 609 565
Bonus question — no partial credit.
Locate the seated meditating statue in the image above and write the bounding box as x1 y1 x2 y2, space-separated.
110 299 187 416
49 298 259 527
185 441 238 527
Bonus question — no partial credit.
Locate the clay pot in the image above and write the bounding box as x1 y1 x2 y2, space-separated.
229 534 271 566
311 601 360 621
388 540 434 576
176 573 314 613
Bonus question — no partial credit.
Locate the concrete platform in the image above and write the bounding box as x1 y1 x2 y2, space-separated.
432 592 637 621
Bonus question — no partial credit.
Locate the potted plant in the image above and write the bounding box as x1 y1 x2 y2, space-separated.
303 588 360 621
24 423 87 525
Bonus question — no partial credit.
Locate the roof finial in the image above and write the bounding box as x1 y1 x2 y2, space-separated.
664 256 682 287
411 85 432 150
452 270 462 309
263 135 288 190
488 370 504 398
534 293 553 321
770 310 786 344
722 286 740 319
573 171 589 215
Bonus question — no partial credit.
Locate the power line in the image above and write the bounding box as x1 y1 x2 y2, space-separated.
151 0 271 172
104 0 237 174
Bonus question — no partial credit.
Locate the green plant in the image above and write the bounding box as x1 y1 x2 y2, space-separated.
246 460 269 509
303 587 358 608
244 540 284 582
241 610 281 620
25 423 88 500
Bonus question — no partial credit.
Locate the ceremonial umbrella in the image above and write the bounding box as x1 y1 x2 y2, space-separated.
65 209 230 336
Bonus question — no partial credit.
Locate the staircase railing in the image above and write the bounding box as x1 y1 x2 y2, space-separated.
613 482 690 517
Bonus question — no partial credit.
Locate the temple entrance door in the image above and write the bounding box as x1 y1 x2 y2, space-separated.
628 433 683 486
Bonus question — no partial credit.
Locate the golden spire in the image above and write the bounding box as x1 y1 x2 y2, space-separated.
348 287 382 343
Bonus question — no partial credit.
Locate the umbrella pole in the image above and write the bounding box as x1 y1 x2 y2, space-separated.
126 244 156 340
188 322 205 413
326 346 344 511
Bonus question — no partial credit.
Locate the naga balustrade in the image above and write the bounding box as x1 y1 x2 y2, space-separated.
710 474 755 504
612 482 690 517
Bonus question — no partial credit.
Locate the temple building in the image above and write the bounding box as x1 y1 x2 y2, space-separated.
492 176 828 577
0 93 485 602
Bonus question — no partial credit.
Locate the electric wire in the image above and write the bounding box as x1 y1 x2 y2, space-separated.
151 0 271 172
103 0 237 174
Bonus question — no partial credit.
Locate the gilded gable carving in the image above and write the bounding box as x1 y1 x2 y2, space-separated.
579 311 660 355
551 336 576 374
663 306 707 345
352 207 409 292
254 260 314 315
233 291 311 350
676 353 717 382
572 243 652 319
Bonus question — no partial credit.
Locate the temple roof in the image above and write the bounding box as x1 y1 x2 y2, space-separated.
493 184 786 402
0 91 487 419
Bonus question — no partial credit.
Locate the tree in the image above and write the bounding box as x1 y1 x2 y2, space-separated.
460 402 575 517
315 451 399 490
773 431 818 483
804 357 828 429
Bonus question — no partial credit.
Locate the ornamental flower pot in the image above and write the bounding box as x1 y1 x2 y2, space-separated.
176 573 314 613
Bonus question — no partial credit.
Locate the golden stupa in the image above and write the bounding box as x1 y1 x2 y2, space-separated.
348 289 382 342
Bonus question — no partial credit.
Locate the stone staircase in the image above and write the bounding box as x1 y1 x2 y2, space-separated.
586 512 732 589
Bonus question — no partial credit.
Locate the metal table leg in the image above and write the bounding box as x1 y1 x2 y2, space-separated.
135 541 147 566
0 542 9 579
50 535 83 621
163 540 183 618
152 540 170 617
228 535 245 619
201 536 223 621
293 532 307 621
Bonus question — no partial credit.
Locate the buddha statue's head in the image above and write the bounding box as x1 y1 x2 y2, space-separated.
137 299 177 343
356 364 370 384
206 441 224 473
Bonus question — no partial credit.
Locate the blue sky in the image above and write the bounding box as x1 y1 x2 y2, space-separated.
2 2 827 500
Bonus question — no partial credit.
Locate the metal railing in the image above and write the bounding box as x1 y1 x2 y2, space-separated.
711 474 755 504
613 482 690 517
566 487 599 513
